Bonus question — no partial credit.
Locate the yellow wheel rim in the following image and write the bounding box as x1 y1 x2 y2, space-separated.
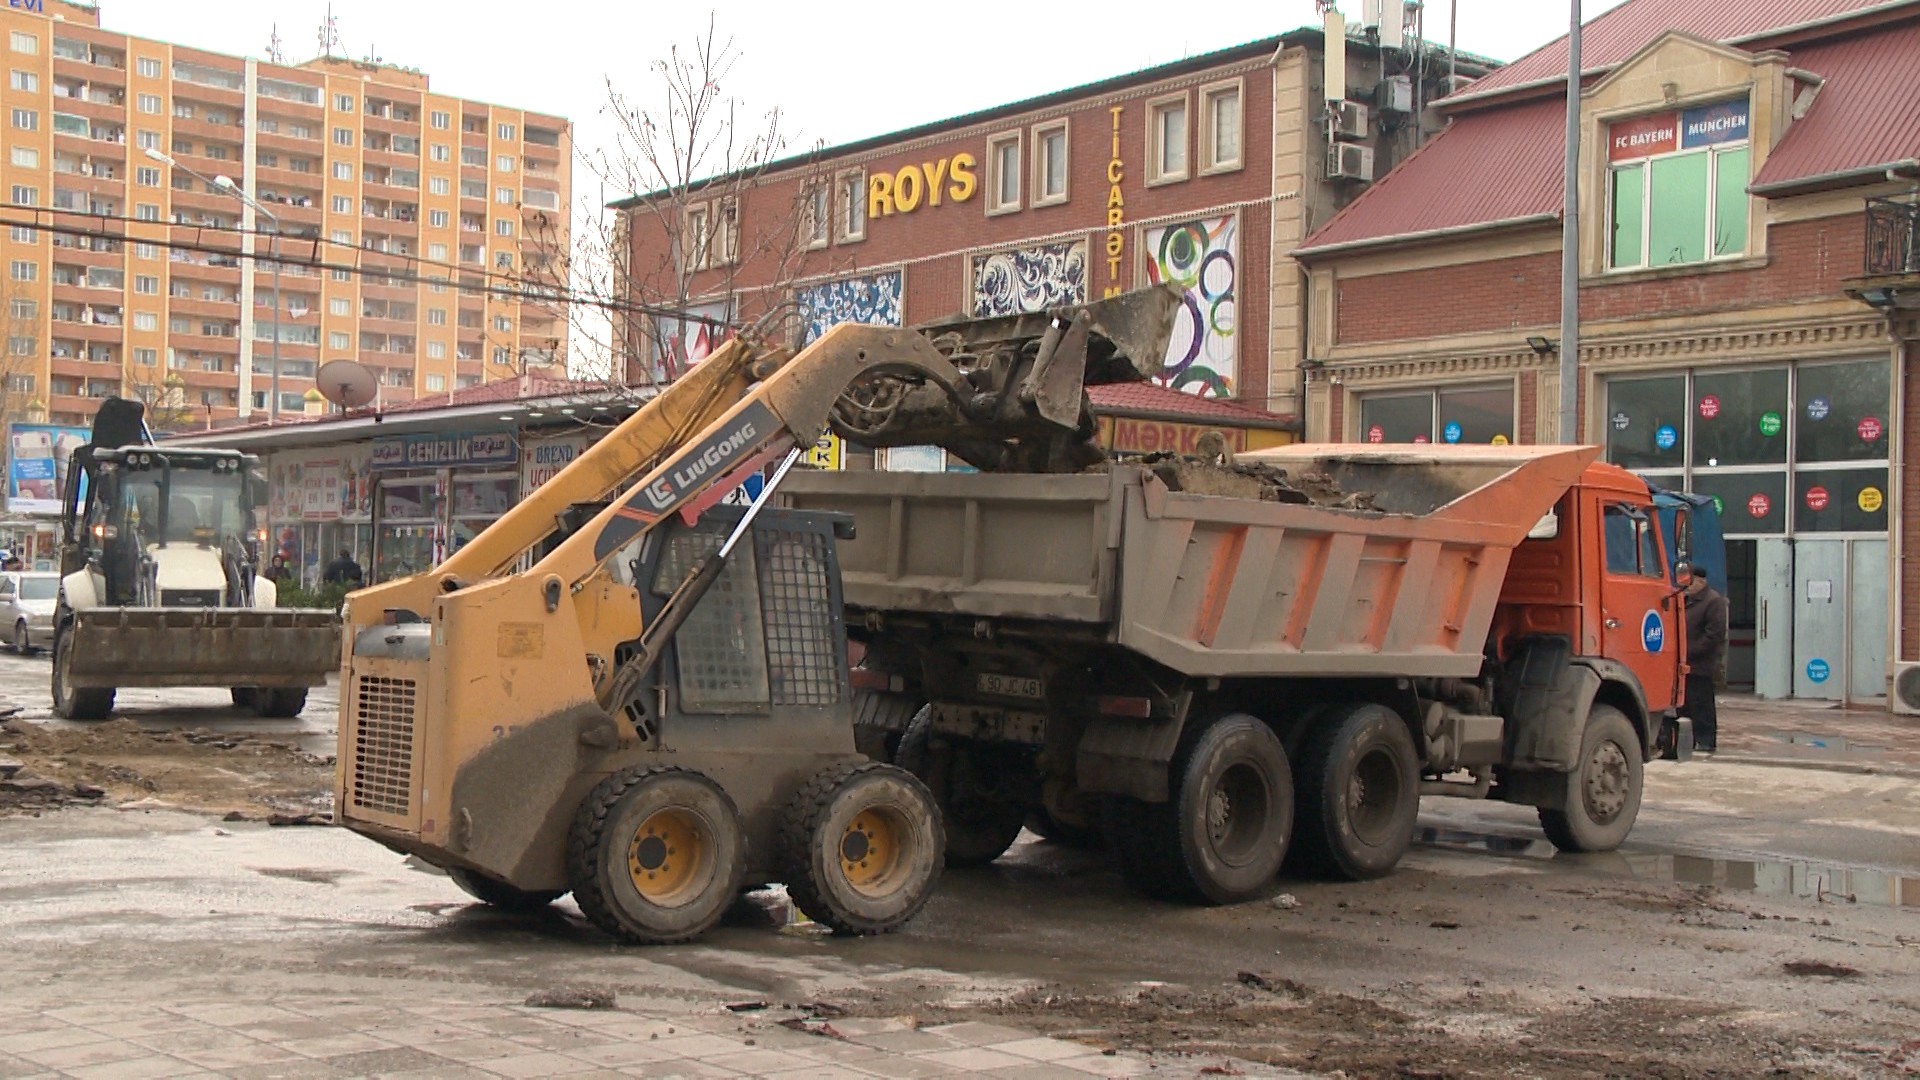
839 807 910 898
627 807 708 907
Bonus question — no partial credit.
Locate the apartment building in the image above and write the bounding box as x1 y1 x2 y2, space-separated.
0 0 570 430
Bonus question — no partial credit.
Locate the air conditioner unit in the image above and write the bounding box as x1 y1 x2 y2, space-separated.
1328 100 1371 140
1892 661 1920 714
1327 143 1375 182
1377 75 1414 114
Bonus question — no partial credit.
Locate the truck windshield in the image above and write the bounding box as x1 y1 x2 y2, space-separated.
120 468 245 547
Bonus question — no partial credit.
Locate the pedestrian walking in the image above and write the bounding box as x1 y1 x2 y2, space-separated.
322 549 364 587
1677 562 1727 753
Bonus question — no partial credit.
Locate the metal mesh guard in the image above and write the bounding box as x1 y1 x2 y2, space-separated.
352 675 416 817
757 530 839 707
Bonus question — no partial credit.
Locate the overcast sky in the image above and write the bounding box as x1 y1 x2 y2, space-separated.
101 0 1635 211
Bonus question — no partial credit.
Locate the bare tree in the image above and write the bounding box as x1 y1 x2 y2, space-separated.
519 14 832 391
0 280 41 427
123 364 196 433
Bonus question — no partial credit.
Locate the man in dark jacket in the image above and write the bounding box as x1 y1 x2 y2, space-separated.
322 550 364 587
1677 562 1728 753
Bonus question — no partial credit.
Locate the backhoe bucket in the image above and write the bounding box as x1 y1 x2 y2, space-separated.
63 607 341 689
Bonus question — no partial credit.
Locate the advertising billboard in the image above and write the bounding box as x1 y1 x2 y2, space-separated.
6 423 89 514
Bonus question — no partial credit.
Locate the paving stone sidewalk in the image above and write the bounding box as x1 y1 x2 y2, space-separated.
1710 695 1920 773
0 996 1292 1080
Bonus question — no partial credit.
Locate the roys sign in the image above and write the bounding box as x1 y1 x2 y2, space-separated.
867 155 977 219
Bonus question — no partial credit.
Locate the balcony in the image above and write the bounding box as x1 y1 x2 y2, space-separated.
1845 197 1920 312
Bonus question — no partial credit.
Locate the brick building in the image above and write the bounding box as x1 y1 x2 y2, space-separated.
0 0 570 431
1294 0 1920 704
612 26 1498 463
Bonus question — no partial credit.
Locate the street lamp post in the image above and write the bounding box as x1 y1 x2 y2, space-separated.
144 147 283 422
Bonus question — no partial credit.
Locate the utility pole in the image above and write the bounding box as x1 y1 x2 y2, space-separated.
1558 0 1582 444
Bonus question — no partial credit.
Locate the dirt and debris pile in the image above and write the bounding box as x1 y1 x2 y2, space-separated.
0 718 333 819
1129 452 1379 511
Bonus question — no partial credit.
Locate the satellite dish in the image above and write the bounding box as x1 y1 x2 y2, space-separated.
316 359 379 411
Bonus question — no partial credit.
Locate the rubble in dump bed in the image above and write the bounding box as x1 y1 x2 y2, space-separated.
1124 451 1379 510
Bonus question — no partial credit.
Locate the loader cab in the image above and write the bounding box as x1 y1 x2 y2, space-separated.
62 447 266 606
629 504 854 744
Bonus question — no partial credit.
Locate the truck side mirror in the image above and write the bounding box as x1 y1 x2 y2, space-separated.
1526 511 1559 540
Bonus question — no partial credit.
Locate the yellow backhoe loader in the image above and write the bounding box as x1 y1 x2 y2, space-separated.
334 289 1178 944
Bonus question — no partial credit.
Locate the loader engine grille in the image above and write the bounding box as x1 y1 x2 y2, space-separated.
350 675 416 817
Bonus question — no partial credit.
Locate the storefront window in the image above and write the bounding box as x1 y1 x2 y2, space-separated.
1795 360 1889 464
1605 375 1687 471
1358 392 1432 443
1794 466 1889 534
1687 472 1786 536
376 478 437 582
1692 367 1787 467
1438 385 1514 445
449 474 514 555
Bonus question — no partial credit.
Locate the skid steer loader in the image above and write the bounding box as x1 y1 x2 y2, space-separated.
335 289 1179 944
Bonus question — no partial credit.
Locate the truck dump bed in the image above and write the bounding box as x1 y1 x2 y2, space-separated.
781 444 1599 679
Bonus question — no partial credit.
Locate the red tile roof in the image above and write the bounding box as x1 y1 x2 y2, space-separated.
1296 96 1568 254
1750 22 1920 189
1444 0 1904 106
173 375 611 439
1089 382 1295 426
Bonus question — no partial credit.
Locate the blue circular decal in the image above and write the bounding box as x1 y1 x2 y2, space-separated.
1641 610 1665 653
1654 425 1678 451
1806 658 1830 683
1807 396 1831 421
1443 421 1464 444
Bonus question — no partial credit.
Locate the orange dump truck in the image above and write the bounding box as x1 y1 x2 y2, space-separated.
782 443 1694 904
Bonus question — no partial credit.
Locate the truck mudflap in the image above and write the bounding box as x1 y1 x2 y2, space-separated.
63 607 341 689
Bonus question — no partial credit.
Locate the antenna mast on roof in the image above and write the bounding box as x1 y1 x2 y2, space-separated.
317 5 341 60
266 23 285 65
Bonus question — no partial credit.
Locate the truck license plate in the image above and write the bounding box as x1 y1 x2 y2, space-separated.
977 672 1045 701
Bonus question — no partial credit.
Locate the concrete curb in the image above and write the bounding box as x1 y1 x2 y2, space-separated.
1700 752 1920 780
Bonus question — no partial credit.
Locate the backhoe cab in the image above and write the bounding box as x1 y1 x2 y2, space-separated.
335 288 1180 944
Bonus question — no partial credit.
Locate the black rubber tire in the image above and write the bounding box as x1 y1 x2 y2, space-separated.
896 706 1026 867
231 687 257 709
252 688 308 718
1291 702 1421 881
446 866 565 912
1539 705 1643 854
566 766 746 945
1107 712 1294 905
51 628 114 721
13 620 34 656
778 761 945 936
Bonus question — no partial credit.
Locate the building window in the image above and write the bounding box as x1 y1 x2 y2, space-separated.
9 298 34 319
986 132 1020 215
428 241 448 259
685 203 712 270
495 155 515 173
494 218 513 237
332 161 353 181
429 209 449 228
332 195 352 214
1607 99 1750 270
1358 383 1515 445
137 92 160 115
10 70 37 92
135 166 160 187
134 275 158 295
333 127 353 146
135 203 160 221
427 308 446 325
426 342 446 361
495 186 513 204
9 336 35 356
136 130 160 151
173 102 195 120
493 315 513 333
429 177 450 196
10 185 35 205
335 94 354 113
430 110 450 130
837 169 865 243
136 56 160 78
1200 79 1243 174
133 347 157 367
134 312 157 331
136 243 157 260
10 146 36 168
425 371 446 390
328 330 350 350
430 143 449 162
10 261 37 281
497 122 515 141
1031 121 1068 207
11 31 39 55
12 108 37 132
801 180 829 251
1148 94 1189 185
328 297 351 316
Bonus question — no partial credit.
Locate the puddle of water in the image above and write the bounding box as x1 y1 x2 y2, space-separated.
1770 732 1888 755
1416 827 1920 909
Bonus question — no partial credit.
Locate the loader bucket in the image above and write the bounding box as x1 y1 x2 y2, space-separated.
63 607 341 689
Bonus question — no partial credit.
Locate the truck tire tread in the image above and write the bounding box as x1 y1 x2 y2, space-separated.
1290 702 1420 881
896 706 1025 867
1538 705 1643 854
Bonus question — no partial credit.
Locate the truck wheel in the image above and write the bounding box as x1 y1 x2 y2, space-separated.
1291 703 1420 881
447 866 565 913
51 630 114 721
1539 705 1643 854
778 762 944 935
1025 808 1103 849
252 688 308 718
566 766 746 945
231 687 257 708
896 707 1026 867
1110 713 1293 905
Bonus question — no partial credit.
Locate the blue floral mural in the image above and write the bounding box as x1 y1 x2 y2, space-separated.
796 270 904 345
970 240 1088 317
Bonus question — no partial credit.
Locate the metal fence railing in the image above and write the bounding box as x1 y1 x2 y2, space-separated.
1865 197 1920 276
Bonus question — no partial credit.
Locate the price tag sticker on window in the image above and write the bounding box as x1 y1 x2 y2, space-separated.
1858 416 1883 443
1698 395 1721 420
1746 493 1771 518
1758 411 1782 438
1859 486 1884 513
